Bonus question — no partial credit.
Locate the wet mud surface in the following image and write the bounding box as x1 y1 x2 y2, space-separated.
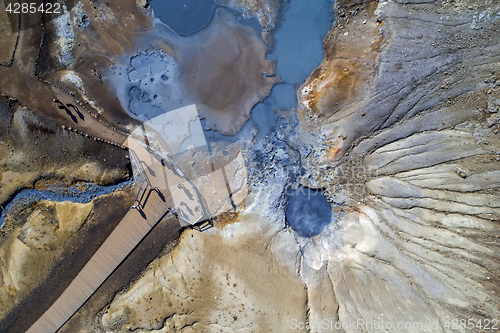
286 186 332 238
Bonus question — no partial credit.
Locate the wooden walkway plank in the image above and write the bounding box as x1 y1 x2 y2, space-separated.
24 139 182 333
25 116 212 333
25 200 169 333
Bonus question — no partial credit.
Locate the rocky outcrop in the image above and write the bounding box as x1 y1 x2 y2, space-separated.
300 0 500 162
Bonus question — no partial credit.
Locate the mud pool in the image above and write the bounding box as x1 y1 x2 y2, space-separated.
286 186 332 238
249 0 333 140
150 0 262 37
114 0 333 143
204 0 334 141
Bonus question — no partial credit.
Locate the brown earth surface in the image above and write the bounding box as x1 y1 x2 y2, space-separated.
0 189 134 332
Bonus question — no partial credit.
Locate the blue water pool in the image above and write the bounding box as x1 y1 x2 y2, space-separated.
150 0 218 36
205 0 334 142
286 186 332 238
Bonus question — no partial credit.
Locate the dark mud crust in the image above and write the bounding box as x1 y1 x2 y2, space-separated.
34 16 61 76
33 1 142 132
0 191 134 333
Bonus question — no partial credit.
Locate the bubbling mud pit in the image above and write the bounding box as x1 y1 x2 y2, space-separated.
286 186 332 238
109 7 279 136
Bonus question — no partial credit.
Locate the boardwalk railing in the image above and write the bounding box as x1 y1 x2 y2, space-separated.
24 134 195 333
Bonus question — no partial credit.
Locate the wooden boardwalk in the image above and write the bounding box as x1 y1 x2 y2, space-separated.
25 133 201 333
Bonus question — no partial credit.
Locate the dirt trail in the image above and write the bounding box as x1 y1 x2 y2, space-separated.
0 21 126 146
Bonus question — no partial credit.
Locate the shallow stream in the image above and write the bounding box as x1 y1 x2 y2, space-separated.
0 181 130 227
